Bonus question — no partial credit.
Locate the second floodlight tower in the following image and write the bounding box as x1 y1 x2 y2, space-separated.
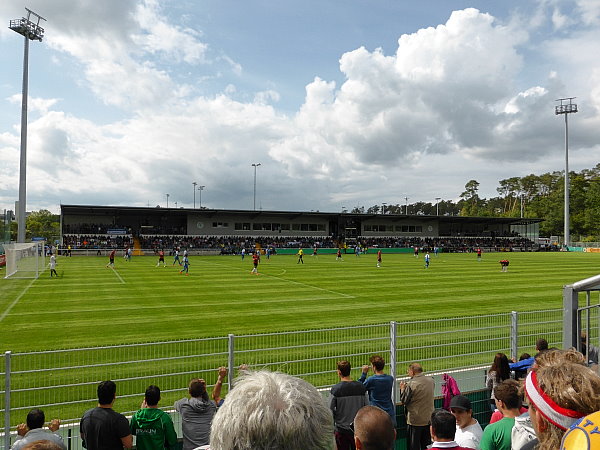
555 98 578 249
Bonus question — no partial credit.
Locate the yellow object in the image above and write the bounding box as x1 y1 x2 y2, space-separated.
561 411 600 449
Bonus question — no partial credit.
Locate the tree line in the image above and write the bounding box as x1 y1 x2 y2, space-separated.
350 164 600 240
3 164 599 242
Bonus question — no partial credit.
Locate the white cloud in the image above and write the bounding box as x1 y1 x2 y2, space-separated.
132 0 208 64
1 3 600 213
575 0 600 25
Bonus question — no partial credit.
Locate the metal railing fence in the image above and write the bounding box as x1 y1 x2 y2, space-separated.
1 308 563 450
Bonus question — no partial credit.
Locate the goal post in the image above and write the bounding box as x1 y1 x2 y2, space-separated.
3 241 46 279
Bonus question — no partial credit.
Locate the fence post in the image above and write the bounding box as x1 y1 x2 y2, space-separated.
390 321 397 405
510 311 518 361
4 351 11 450
563 285 579 349
228 334 235 389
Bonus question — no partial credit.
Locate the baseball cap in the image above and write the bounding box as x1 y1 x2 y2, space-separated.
449 395 472 411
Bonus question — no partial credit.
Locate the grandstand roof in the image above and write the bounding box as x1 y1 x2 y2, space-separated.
60 204 543 225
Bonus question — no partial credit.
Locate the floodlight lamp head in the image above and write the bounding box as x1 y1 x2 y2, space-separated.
9 13 45 42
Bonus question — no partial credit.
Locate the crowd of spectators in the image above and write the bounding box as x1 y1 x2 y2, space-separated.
9 341 600 450
61 233 535 254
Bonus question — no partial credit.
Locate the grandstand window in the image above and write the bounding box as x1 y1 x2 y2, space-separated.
280 224 290 230
234 223 251 230
291 224 300 231
300 224 309 231
212 222 229 228
317 224 325 231
252 223 261 230
262 223 272 231
309 224 318 231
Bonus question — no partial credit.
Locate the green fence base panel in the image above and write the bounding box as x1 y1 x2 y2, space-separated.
393 390 492 450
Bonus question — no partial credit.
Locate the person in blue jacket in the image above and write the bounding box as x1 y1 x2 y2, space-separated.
358 355 396 426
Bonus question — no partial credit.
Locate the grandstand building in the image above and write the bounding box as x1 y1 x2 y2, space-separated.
60 204 541 242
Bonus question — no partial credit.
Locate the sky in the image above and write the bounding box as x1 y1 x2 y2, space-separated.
0 0 599 215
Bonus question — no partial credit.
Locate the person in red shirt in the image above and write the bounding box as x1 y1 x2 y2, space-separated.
156 249 166 267
251 251 260 275
106 249 116 268
377 250 382 268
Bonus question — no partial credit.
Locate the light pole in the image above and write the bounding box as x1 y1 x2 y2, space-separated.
404 196 409 215
10 8 45 243
192 182 197 208
166 193 170 208
555 97 578 249
252 163 261 210
435 197 441 216
382 202 387 215
198 185 205 208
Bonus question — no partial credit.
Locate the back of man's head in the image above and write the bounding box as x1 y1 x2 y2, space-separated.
354 406 396 450
26 409 45 430
144 385 161 407
209 370 333 450
409 363 423 374
188 378 209 401
536 338 549 351
369 355 385 371
494 379 521 410
430 409 456 441
97 381 117 405
21 441 63 450
337 360 351 377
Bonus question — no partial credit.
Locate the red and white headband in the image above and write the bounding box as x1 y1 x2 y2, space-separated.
525 370 585 431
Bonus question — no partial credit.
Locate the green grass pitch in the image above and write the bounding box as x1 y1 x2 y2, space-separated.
0 251 597 353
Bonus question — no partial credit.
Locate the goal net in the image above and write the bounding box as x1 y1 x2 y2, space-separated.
3 241 46 279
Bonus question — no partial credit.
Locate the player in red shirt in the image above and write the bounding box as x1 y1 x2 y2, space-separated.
251 251 260 275
106 249 116 268
377 250 382 268
156 249 166 267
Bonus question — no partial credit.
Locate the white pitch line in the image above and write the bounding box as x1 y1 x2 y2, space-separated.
0 278 36 323
264 273 355 299
185 259 355 299
110 267 126 284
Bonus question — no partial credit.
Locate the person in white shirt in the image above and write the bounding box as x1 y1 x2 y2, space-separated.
450 395 483 449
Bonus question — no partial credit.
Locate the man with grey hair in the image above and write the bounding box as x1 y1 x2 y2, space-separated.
399 363 435 450
209 370 334 450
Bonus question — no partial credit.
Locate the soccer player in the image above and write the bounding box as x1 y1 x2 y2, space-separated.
251 251 260 275
173 248 182 266
414 246 419 258
156 249 166 267
424 252 430 269
179 255 190 276
477 248 482 261
49 254 58 277
106 249 116 268
297 248 304 264
336 248 343 261
241 248 246 260
377 249 382 268
312 246 318 257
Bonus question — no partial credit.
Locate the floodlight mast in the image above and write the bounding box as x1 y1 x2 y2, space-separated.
9 8 45 243
555 97 578 249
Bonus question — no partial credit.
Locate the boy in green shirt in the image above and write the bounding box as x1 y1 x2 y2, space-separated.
131 385 178 450
481 380 522 450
